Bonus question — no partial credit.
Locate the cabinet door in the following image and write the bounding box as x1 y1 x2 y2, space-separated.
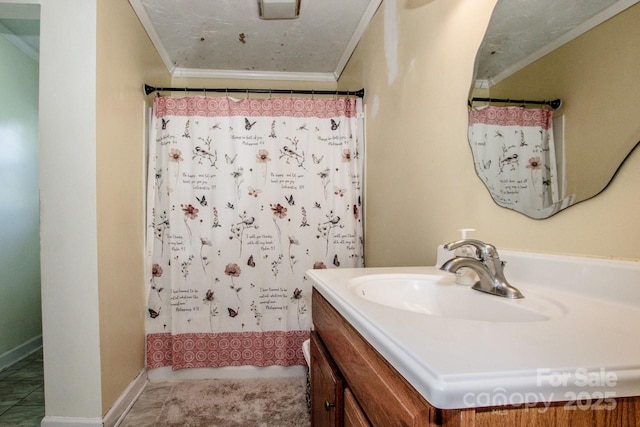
344 388 371 427
311 331 344 427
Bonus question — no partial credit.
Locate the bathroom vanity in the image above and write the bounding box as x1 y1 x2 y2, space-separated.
307 247 640 426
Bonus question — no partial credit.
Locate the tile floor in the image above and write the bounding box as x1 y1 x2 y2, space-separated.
0 349 168 427
0 349 45 426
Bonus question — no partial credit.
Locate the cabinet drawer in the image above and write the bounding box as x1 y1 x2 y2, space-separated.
313 289 435 426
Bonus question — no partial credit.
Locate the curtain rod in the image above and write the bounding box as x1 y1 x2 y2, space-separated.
143 84 365 98
470 97 562 110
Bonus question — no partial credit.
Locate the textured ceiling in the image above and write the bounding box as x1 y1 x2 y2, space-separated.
131 0 638 83
130 0 379 81
475 0 639 86
2 1 636 84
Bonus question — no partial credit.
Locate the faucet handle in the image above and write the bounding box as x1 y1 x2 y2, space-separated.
444 239 499 260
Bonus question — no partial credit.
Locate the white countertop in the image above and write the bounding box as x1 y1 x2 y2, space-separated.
306 247 640 409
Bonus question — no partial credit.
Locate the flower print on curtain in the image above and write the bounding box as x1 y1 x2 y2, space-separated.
145 96 364 370
468 106 568 219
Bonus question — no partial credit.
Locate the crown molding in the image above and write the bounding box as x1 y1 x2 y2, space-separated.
172 67 337 82
474 79 490 89
333 0 382 79
128 0 176 75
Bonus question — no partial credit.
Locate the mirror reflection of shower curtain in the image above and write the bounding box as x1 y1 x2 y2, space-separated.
468 106 565 219
145 96 364 370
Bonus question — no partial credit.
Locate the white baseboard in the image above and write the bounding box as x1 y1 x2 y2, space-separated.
147 364 307 381
40 416 103 426
40 369 147 427
103 368 148 427
0 335 42 371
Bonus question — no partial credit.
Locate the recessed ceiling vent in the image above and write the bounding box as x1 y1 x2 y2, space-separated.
258 0 300 20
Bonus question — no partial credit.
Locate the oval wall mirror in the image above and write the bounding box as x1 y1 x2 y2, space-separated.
469 0 640 219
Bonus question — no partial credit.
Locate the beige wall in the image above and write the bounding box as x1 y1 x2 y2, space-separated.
338 0 640 265
96 0 170 413
489 3 640 202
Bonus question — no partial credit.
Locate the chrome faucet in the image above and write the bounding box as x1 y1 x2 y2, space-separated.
440 239 524 299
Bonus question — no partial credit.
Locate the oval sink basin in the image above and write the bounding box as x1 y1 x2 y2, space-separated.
347 274 566 323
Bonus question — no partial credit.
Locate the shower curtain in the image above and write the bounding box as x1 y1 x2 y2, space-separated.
468 106 560 219
145 95 364 370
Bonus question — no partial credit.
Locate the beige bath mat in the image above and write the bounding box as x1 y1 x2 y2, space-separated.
155 377 310 427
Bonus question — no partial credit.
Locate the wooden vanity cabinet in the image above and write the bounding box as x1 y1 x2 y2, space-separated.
311 288 640 427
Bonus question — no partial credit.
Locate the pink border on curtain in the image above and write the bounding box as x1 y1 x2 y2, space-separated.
469 106 553 130
154 96 358 119
146 331 309 370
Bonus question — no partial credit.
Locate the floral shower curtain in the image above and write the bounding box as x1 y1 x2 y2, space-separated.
468 106 560 219
145 95 364 370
